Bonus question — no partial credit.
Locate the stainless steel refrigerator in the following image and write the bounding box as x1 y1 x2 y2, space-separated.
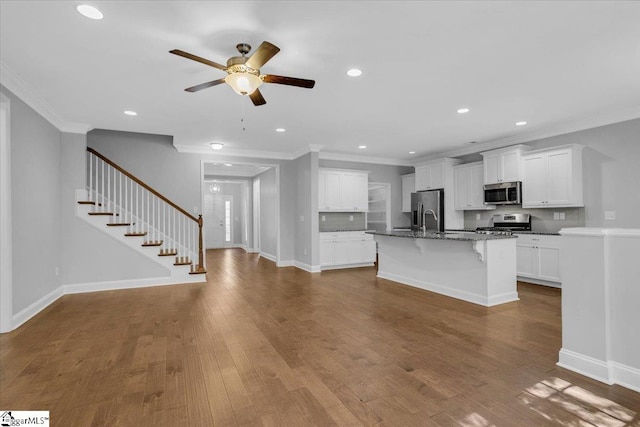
411 189 445 232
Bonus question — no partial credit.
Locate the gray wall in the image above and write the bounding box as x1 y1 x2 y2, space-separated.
319 159 414 229
256 167 278 258
462 118 640 230
3 85 62 314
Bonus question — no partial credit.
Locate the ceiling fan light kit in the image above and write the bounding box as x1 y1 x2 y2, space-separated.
170 41 315 106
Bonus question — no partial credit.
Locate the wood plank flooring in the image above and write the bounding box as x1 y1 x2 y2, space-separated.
1 248 639 426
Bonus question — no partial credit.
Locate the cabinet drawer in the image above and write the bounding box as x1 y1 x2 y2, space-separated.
516 234 560 248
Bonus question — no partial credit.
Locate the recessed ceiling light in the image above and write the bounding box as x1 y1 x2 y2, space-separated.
210 143 224 150
275 128 286 132
457 108 470 114
223 163 233 167
358 145 367 149
77 5 103 20
123 110 137 116
347 69 362 77
516 121 528 126
409 151 416 154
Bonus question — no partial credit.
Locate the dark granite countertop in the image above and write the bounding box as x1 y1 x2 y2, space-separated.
366 230 516 241
445 229 561 236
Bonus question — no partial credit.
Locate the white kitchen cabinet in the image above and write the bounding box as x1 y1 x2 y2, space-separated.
415 160 446 191
318 169 369 211
453 162 496 211
319 231 376 268
522 144 584 208
401 173 415 213
480 145 532 184
516 234 561 285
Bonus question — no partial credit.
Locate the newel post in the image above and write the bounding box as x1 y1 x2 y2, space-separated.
196 214 206 273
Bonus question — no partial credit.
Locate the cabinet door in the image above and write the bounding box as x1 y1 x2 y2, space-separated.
516 244 537 277
415 166 428 191
538 246 561 282
454 167 470 210
325 171 342 209
469 164 487 209
353 173 369 211
319 240 334 265
428 162 445 189
360 239 376 263
318 170 327 210
546 150 571 206
483 153 500 184
333 240 350 264
401 174 415 213
501 151 520 182
522 153 547 207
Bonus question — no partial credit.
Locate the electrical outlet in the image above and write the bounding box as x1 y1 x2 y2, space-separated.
321 215 326 222
559 212 565 220
553 212 559 220
476 213 481 221
349 215 354 221
605 211 616 220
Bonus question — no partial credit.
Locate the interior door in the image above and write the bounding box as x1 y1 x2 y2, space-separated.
204 195 233 249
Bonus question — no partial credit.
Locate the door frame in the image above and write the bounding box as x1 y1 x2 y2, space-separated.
0 92 13 333
200 160 280 263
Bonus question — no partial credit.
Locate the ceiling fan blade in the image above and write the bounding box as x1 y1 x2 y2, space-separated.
249 88 266 106
246 41 280 70
263 74 315 89
170 49 227 71
185 78 226 92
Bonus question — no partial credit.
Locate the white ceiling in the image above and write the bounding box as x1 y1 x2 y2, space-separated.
1 1 639 164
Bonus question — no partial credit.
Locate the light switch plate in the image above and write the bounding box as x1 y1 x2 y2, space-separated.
349 215 354 221
321 215 326 222
559 212 565 220
605 211 616 220
553 212 559 220
476 213 481 220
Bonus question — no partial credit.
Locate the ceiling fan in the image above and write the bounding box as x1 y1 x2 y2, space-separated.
170 41 315 106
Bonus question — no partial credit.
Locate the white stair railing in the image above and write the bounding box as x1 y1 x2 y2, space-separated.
85 148 206 274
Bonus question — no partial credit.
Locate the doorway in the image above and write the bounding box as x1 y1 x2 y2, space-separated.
204 194 233 249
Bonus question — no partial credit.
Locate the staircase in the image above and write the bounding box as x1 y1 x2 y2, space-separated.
76 148 206 284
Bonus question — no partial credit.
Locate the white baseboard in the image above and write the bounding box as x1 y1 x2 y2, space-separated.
610 362 640 393
63 277 179 294
11 286 64 330
557 348 612 385
377 270 518 307
293 261 321 273
517 276 562 288
320 262 375 271
260 252 277 263
277 259 295 267
246 248 259 253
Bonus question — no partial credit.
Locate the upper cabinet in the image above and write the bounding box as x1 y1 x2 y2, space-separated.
318 168 369 211
522 144 584 208
453 162 496 211
414 158 457 191
480 145 532 184
401 173 415 213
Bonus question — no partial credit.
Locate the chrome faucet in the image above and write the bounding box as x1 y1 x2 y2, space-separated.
421 209 438 233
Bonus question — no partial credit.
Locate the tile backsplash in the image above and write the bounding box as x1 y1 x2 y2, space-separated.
463 206 585 233
319 212 366 231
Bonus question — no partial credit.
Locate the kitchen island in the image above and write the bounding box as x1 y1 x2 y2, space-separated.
367 230 518 307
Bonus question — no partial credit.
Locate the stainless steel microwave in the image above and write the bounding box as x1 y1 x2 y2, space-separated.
483 181 522 205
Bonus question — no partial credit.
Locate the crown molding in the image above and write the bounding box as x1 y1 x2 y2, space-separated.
0 62 92 134
174 143 295 160
319 151 412 166
430 107 640 161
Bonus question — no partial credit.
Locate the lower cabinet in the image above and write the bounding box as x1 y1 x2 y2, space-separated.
320 232 376 268
516 234 561 285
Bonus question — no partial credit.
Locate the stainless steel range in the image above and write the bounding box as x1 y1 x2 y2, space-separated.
476 213 531 236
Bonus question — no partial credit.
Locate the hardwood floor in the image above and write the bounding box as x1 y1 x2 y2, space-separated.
1 248 639 426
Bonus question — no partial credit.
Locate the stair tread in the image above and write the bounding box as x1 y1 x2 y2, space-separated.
125 232 147 237
158 250 178 257
107 223 131 227
88 212 119 216
174 261 191 266
189 269 207 275
77 201 96 205
142 241 163 247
